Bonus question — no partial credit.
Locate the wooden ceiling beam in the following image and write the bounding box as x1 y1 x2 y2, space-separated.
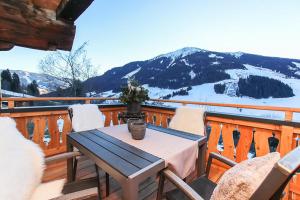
32 0 61 10
0 41 14 51
0 0 76 51
57 0 94 22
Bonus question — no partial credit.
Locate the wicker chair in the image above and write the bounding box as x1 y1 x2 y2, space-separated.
157 147 300 200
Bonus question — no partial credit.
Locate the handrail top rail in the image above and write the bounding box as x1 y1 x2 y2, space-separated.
1 97 118 101
1 104 300 127
1 97 300 113
149 99 300 113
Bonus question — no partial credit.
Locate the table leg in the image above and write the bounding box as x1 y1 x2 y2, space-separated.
156 172 165 200
197 143 207 176
122 181 139 200
67 138 74 183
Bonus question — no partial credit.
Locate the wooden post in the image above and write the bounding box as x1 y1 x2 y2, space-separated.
285 111 293 121
280 125 294 200
8 100 14 109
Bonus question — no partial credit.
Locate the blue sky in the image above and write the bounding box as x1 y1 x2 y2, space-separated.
1 0 300 74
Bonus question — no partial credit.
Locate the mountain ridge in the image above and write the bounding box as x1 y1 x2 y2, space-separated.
0 69 66 94
84 47 300 99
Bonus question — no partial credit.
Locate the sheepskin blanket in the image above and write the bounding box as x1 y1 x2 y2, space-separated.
69 104 105 132
30 179 65 200
210 152 280 200
169 106 205 135
0 117 45 200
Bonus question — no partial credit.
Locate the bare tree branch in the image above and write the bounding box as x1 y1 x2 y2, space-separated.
39 42 99 96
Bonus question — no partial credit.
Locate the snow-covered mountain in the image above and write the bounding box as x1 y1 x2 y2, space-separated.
0 69 66 94
84 47 300 119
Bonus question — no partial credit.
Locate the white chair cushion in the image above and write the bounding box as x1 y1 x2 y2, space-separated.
30 179 65 200
210 152 280 200
0 117 45 200
69 104 105 132
169 106 205 135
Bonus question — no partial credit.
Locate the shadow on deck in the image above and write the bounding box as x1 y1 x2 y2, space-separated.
43 156 174 200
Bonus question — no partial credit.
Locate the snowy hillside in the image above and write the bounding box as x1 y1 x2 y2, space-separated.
0 69 66 94
84 47 300 120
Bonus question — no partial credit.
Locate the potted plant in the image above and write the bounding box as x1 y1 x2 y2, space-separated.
120 79 149 114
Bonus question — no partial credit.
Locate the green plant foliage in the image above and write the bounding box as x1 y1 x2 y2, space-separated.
119 78 149 104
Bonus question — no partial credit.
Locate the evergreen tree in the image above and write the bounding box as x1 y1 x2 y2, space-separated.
1 69 12 90
27 80 40 96
11 72 21 92
214 83 226 94
237 75 294 98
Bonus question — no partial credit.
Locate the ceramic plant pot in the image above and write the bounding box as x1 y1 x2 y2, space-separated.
127 118 144 132
130 122 146 140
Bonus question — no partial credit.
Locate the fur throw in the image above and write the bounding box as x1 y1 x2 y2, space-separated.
30 180 65 200
210 152 280 200
169 106 205 135
69 104 105 132
0 117 45 200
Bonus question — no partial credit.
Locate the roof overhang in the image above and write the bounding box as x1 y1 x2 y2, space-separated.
0 0 93 51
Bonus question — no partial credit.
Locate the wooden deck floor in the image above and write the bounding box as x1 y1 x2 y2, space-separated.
43 155 223 200
43 156 172 200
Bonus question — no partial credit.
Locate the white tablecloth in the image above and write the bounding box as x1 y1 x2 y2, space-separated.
98 125 198 178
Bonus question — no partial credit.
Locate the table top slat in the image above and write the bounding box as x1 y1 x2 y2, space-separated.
83 131 153 169
147 124 202 141
89 129 160 163
69 132 140 177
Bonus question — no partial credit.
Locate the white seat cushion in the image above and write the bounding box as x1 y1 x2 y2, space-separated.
30 179 65 200
169 106 205 135
210 152 280 200
0 117 45 200
69 104 105 132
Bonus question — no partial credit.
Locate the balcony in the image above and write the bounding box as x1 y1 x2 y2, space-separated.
0 97 299 199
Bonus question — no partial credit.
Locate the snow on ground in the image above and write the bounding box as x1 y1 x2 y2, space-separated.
2 89 34 97
189 70 196 80
166 58 175 69
181 59 195 67
122 67 141 79
100 64 300 121
146 83 300 121
292 62 300 69
208 54 224 59
100 81 300 121
228 52 244 58
144 65 300 121
226 64 287 80
24 71 32 83
211 61 220 65
154 47 205 60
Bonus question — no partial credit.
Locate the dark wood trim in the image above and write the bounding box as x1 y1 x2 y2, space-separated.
0 41 14 51
206 111 300 128
56 0 94 22
147 124 204 142
143 104 176 112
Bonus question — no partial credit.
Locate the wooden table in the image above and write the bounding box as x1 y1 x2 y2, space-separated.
67 124 206 200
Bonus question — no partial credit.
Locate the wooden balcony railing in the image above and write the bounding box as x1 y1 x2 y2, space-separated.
0 97 300 199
